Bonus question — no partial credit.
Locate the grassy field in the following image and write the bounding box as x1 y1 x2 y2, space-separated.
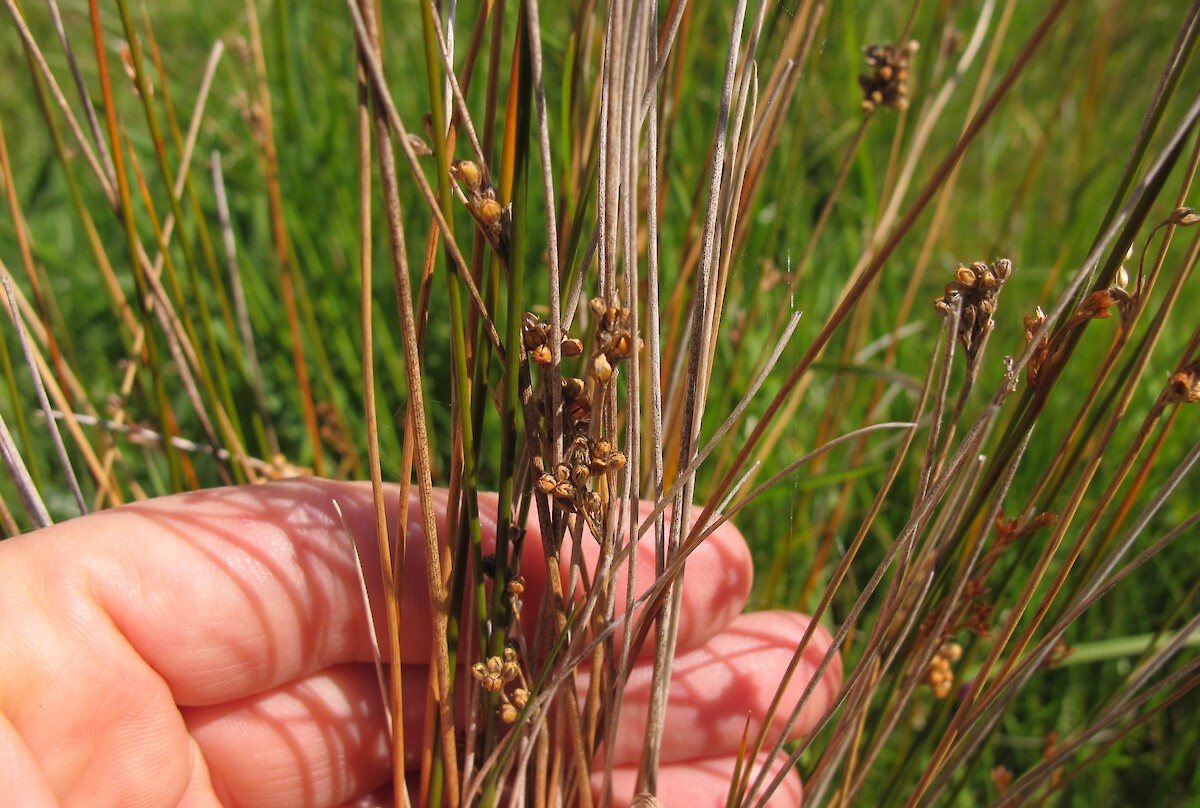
3 0 1200 804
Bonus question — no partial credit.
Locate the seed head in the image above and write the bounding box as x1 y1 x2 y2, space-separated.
450 159 484 193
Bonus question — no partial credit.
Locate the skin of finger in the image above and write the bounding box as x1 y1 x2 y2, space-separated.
180 615 827 807
0 531 212 806
184 664 392 808
10 479 751 707
172 613 836 801
0 711 59 808
599 611 842 765
602 753 803 808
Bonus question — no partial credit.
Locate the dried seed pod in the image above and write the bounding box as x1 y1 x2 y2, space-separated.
506 575 526 596
499 703 519 723
592 353 614 383
531 344 552 365
406 134 433 157
582 491 602 515
565 398 591 423
523 312 547 349
476 196 504 227
1169 206 1200 227
451 159 484 193
606 451 627 471
536 473 557 495
562 376 586 400
571 464 591 488
561 337 584 357
1165 359 1200 404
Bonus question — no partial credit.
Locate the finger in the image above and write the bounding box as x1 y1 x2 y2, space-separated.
184 664 393 808
20 479 750 706
0 713 58 808
601 611 841 765
602 752 803 808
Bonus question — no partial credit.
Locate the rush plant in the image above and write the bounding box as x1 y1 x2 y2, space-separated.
2 0 1199 805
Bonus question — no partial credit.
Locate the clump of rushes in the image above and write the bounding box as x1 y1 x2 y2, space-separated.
6 0 1200 805
858 40 919 112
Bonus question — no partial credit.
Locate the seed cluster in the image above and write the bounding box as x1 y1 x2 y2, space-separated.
522 312 584 366
924 641 962 699
524 299 638 522
935 259 1012 363
858 40 918 113
534 435 626 517
1165 358 1200 404
588 297 637 385
471 646 530 724
451 159 510 255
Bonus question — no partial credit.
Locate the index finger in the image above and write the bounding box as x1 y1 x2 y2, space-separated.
17 479 752 706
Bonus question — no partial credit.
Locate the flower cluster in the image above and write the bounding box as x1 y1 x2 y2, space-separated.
471 646 531 724
858 40 918 113
535 435 626 517
451 159 510 255
934 258 1012 364
924 641 962 699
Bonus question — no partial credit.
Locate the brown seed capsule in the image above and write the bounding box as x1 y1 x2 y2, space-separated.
606 451 627 471
532 344 552 365
592 354 614 383
499 703 519 723
562 376 585 399
476 197 504 227
561 337 585 357
451 159 484 193
1169 206 1200 227
536 473 557 495
506 575 526 595
571 464 591 488
565 398 591 422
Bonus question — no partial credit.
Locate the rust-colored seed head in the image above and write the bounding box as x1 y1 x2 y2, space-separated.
935 258 1012 362
532 344 553 365
506 575 526 595
859 40 918 113
561 337 585 357
499 703 519 724
1165 359 1200 404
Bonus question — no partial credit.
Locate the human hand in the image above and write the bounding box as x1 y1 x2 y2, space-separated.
0 479 840 807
